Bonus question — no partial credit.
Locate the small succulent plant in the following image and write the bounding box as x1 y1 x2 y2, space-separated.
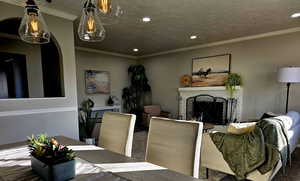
28 134 75 165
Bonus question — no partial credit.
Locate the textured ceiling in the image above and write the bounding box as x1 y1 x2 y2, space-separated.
17 0 300 56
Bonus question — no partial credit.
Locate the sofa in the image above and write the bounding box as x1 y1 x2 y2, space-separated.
201 111 300 181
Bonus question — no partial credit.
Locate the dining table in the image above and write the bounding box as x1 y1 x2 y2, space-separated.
0 136 203 181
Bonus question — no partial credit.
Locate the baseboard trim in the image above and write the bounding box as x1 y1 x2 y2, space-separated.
0 107 77 117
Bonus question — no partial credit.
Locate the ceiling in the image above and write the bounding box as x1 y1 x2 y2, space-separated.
11 0 300 56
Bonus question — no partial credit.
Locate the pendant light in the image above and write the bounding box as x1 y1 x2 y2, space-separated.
78 0 106 42
98 0 123 25
18 0 50 44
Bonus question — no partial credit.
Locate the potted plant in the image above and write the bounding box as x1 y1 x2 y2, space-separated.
122 65 151 128
225 73 242 98
79 99 98 144
225 73 242 123
28 134 76 181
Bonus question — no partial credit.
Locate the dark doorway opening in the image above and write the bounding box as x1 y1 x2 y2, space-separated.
0 52 29 98
186 94 228 125
0 17 65 99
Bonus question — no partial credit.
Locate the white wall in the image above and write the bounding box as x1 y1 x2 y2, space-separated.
0 2 79 145
140 31 300 120
0 38 44 98
76 50 137 107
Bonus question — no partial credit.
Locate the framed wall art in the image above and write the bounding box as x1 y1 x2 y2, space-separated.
192 54 231 87
85 70 110 94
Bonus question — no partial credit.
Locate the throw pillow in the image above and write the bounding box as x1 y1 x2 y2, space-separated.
227 122 256 135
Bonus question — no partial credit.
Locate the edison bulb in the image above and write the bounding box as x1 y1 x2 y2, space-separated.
29 13 39 36
87 16 95 33
98 0 111 14
78 0 106 42
18 5 50 44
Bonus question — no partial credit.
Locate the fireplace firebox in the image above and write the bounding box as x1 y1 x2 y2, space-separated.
186 94 229 125
178 86 242 123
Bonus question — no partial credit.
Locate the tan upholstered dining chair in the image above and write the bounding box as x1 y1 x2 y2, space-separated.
98 112 136 157
145 117 203 178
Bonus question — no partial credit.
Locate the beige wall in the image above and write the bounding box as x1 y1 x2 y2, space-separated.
76 50 137 107
0 38 44 98
0 2 79 145
140 31 300 120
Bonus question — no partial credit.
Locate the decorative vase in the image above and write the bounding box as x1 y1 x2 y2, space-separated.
107 96 114 106
31 156 75 181
227 98 238 123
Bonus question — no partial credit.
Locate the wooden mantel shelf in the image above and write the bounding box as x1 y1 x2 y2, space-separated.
178 86 242 92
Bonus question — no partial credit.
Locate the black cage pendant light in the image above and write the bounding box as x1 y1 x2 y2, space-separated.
18 0 50 44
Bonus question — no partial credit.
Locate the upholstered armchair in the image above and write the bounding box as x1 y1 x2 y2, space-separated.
143 105 171 127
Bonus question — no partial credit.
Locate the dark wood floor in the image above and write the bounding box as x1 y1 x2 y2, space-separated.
273 148 300 181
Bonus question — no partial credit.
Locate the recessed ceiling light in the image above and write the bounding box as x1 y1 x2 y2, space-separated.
190 35 197 40
291 13 300 18
142 17 151 22
133 48 139 52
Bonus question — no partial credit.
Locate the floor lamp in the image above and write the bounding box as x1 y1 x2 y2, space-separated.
278 67 300 113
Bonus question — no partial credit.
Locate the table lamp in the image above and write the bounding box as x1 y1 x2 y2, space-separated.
278 67 300 113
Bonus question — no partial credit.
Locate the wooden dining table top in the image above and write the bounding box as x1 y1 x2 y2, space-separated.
0 136 202 181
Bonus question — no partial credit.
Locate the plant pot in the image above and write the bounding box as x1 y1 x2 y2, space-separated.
31 156 75 181
84 138 95 145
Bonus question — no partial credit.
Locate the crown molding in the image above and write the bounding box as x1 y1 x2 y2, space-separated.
75 46 139 60
0 0 78 21
139 27 300 59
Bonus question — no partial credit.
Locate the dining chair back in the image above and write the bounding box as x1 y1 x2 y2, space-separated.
99 112 136 157
145 117 203 178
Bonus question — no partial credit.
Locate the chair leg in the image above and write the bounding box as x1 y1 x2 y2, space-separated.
206 168 209 179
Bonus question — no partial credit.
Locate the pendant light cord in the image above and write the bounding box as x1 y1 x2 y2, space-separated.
84 0 96 8
25 0 52 6
26 0 36 6
25 0 39 14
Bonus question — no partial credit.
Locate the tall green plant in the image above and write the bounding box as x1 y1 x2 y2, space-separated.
225 73 242 98
122 65 151 114
79 99 97 139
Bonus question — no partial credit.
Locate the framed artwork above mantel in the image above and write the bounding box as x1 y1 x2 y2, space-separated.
85 70 110 94
192 54 231 87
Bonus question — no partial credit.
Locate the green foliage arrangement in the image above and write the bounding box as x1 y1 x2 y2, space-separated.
225 73 242 98
122 65 151 114
28 134 75 165
79 99 98 139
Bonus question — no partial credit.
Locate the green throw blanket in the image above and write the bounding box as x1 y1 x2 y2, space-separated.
210 118 290 180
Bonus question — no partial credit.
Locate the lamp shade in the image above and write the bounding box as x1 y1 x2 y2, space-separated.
278 67 300 83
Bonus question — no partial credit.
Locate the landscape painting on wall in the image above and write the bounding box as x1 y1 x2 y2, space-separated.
85 70 110 94
192 54 231 87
